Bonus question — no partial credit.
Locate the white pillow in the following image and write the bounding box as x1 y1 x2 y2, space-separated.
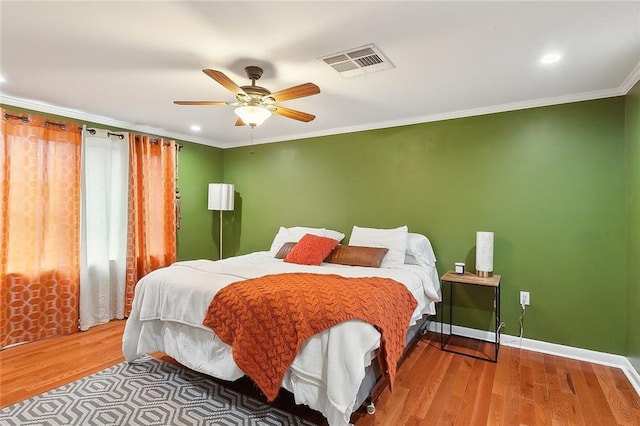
322 229 346 243
269 226 345 255
405 233 437 267
348 225 408 267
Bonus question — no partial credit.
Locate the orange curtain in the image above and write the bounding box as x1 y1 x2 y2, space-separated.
1 110 82 348
124 135 177 315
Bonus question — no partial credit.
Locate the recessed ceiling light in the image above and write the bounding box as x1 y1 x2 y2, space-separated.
540 52 562 64
0 75 5 83
190 125 201 132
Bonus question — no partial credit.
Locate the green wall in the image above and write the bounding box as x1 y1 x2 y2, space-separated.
176 142 224 261
3 93 634 357
223 98 627 354
626 80 640 373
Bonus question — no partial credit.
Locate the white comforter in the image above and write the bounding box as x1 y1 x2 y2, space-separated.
122 251 440 426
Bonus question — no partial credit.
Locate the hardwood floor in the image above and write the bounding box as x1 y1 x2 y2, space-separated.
0 320 125 408
1 320 639 425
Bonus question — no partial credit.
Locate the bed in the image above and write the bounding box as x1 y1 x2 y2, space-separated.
122 226 441 426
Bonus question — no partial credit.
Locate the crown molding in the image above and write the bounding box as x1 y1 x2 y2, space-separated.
0 94 224 148
620 61 640 94
4 60 638 151
225 86 626 149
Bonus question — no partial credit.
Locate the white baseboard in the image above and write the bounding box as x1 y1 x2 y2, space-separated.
427 322 640 397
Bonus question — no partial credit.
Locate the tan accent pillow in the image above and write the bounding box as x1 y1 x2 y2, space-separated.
274 242 297 259
325 245 389 268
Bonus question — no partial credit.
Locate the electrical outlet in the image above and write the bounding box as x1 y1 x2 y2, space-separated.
520 291 530 306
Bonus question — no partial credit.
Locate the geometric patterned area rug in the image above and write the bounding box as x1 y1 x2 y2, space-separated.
0 356 317 426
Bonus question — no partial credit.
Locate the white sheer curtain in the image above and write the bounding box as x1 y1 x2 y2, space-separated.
79 127 129 331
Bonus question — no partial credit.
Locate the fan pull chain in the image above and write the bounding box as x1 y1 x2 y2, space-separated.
250 127 255 155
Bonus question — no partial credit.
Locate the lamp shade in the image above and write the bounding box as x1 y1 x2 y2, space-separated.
208 183 235 211
475 231 494 276
234 105 271 127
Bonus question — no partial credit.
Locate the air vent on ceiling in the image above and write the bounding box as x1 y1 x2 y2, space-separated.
319 44 394 78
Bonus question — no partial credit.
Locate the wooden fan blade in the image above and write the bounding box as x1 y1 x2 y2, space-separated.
273 106 316 122
174 101 229 105
235 118 246 126
203 69 247 96
269 83 320 102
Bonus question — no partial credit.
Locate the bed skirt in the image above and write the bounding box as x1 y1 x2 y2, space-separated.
353 314 431 413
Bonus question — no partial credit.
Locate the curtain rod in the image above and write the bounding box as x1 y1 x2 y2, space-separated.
45 120 67 130
4 113 71 131
108 131 124 140
85 127 182 150
5 111 184 150
85 129 124 140
4 113 29 123
149 138 183 150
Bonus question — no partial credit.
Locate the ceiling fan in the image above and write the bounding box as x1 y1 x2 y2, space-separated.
174 66 320 128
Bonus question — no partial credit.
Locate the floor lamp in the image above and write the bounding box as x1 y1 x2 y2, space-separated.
208 183 235 259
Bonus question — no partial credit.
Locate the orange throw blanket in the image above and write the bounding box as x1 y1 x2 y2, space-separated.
202 272 417 401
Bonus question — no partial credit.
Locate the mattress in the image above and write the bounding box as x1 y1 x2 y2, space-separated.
122 251 441 425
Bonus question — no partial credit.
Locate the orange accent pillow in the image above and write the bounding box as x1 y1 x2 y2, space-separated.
284 234 339 266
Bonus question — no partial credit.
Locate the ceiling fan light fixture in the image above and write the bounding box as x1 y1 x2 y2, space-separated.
175 66 318 127
234 105 272 127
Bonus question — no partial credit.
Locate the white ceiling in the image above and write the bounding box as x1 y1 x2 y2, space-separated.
1 1 639 148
